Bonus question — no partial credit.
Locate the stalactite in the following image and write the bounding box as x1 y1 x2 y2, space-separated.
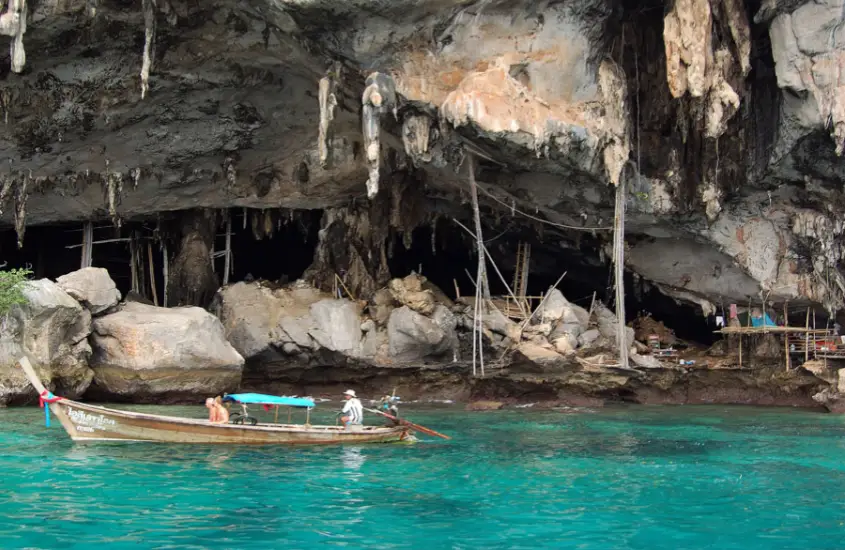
251 209 262 240
0 175 14 215
13 172 27 248
317 70 338 168
105 171 123 228
0 0 27 74
86 0 98 17
402 114 432 166
131 167 141 189
223 156 237 192
263 209 274 238
140 0 157 99
361 72 397 199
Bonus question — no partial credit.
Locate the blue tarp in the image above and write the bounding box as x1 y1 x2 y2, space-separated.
751 312 777 327
223 393 315 408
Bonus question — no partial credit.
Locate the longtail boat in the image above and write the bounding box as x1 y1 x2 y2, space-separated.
18 357 414 445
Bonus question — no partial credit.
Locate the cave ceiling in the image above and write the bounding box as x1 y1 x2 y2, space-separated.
1 0 845 313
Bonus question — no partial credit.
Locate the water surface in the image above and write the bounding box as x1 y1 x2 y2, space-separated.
1 404 844 549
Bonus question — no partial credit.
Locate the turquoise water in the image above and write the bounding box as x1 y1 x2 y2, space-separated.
1 404 845 549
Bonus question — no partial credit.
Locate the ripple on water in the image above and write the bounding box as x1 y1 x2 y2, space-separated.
1 405 845 549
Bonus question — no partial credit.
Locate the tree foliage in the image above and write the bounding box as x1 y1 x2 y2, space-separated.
0 267 32 317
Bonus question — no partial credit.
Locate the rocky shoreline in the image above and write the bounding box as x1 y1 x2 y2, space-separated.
1 267 842 413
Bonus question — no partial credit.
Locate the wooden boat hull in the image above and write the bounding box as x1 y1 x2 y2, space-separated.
48 399 412 445
19 356 411 445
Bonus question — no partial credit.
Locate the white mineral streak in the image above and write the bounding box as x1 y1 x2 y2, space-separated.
0 0 27 74
140 0 157 99
318 76 337 168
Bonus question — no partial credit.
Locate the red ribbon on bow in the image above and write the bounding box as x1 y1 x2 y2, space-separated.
39 390 62 408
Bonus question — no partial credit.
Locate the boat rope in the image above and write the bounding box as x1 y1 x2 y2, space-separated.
39 390 62 428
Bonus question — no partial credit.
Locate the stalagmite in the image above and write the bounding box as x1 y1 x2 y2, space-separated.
86 0 98 17
361 72 397 199
317 72 338 168
0 0 27 74
140 0 157 99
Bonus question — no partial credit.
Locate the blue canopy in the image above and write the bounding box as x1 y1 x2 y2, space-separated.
223 393 315 408
751 312 777 328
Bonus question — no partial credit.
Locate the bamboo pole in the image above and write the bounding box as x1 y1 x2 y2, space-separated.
739 332 743 369
223 214 232 286
519 271 568 332
612 175 628 368
452 219 527 318
813 308 817 360
147 242 158 307
783 302 789 371
805 307 810 362
67 237 132 250
130 234 138 292
467 154 489 377
162 242 169 308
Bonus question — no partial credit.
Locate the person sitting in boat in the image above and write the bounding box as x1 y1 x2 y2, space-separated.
378 395 399 417
206 398 217 422
340 389 363 428
212 396 229 424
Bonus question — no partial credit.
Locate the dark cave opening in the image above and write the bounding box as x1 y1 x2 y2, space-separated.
387 222 718 345
215 209 322 285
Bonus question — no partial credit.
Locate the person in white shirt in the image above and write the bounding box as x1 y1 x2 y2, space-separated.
340 389 363 427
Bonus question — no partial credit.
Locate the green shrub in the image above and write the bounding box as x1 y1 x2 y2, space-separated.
0 267 32 317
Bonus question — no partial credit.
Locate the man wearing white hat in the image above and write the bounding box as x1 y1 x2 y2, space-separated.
340 389 363 428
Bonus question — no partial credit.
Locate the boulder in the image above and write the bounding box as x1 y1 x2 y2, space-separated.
578 328 601 348
308 299 362 353
388 274 436 315
513 341 567 370
553 334 578 355
55 267 121 315
538 289 569 323
0 279 93 404
212 281 326 359
90 301 244 400
594 302 635 349
387 306 452 361
369 288 396 326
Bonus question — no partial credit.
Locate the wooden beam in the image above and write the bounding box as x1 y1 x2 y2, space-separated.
67 237 132 250
147 242 158 307
223 214 232 286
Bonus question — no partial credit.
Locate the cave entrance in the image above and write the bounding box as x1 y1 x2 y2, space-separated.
211 208 322 285
0 222 151 298
386 221 718 346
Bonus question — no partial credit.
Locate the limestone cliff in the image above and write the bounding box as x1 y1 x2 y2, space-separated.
0 0 844 346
